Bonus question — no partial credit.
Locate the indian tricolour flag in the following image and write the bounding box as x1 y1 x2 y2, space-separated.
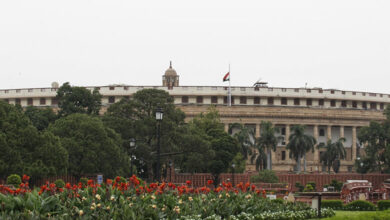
223 72 230 82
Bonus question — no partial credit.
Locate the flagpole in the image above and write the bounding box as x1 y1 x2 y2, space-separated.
228 63 231 107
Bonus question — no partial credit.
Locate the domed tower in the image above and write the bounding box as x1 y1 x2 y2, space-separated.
162 61 179 89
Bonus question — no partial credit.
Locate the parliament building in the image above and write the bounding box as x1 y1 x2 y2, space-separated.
1 63 388 173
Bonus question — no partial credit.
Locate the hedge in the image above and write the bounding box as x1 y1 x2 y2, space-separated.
377 200 390 210
344 200 376 211
321 200 343 210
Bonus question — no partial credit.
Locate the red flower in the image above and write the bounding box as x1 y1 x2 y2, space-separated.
22 175 30 183
115 176 121 183
186 180 191 186
65 183 71 190
207 180 213 185
106 179 113 185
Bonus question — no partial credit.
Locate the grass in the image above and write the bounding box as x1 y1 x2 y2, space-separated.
319 210 390 220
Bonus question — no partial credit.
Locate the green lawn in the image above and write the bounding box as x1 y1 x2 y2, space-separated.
319 210 390 220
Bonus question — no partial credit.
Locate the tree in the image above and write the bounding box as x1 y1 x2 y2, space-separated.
286 125 316 173
0 101 67 179
319 138 346 173
229 123 255 160
49 113 129 178
103 89 186 180
24 106 58 131
56 82 102 117
358 119 390 173
256 121 280 170
177 107 241 186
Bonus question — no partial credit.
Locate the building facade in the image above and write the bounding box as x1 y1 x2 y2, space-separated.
0 64 388 173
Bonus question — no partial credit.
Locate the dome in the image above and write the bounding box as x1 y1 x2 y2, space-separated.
164 61 177 76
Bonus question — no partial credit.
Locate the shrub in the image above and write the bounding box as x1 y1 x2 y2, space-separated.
250 170 279 183
330 179 343 191
377 200 390 210
344 200 376 211
79 177 88 187
307 181 316 191
271 198 284 204
6 174 21 188
303 184 314 192
322 200 344 210
295 182 304 192
54 179 65 188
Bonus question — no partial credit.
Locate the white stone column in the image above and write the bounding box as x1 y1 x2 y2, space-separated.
340 126 344 139
285 124 291 162
255 123 261 138
327 125 332 141
224 123 229 133
352 126 357 160
313 125 319 162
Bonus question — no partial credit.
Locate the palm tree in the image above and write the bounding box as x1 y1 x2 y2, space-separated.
251 145 267 171
256 121 281 170
286 125 316 173
319 138 346 173
229 123 255 160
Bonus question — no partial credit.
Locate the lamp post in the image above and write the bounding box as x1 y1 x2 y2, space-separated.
357 157 364 180
129 138 137 177
155 107 163 182
232 163 235 186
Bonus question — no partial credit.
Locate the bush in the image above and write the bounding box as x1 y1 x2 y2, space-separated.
250 170 279 183
6 174 21 188
303 184 314 192
377 200 390 210
344 200 376 211
307 181 316 191
271 198 284 204
295 182 304 192
79 177 88 187
54 179 65 188
322 200 344 210
330 179 343 191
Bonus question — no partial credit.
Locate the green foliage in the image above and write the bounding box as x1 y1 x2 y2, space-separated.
0 185 336 219
344 200 376 211
79 177 88 187
103 89 187 179
250 170 279 183
24 106 57 131
0 101 67 179
295 182 304 192
303 184 314 192
54 179 65 188
228 153 246 173
56 82 102 117
307 181 316 191
49 113 129 178
357 110 390 173
377 200 390 210
6 174 21 188
319 138 347 173
286 125 316 173
256 121 281 170
322 200 344 210
330 179 343 191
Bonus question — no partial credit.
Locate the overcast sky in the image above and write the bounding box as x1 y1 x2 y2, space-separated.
0 1 389 93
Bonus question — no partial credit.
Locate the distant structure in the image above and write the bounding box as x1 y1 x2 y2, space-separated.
162 61 179 89
0 63 389 173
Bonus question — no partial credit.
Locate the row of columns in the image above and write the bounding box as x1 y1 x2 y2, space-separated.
225 123 358 162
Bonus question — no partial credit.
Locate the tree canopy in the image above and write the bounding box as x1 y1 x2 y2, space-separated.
56 82 102 117
49 113 129 178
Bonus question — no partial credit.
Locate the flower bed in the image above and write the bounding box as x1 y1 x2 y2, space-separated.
0 175 335 219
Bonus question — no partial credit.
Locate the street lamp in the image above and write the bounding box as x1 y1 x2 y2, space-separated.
129 138 137 176
232 163 236 186
155 107 163 182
